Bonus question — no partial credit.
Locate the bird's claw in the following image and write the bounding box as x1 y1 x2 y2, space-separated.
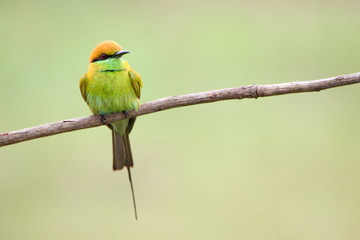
99 115 108 125
123 111 130 118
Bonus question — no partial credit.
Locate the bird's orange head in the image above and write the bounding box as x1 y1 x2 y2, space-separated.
89 40 130 63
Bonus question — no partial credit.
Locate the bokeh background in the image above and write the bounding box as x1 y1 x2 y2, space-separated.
1 0 360 239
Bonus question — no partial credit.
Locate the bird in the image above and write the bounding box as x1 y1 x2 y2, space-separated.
79 40 142 220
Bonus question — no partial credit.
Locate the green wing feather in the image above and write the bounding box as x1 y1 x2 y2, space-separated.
127 69 142 134
128 70 142 99
79 73 88 102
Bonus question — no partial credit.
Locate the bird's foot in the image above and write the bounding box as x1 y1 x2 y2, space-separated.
122 111 130 118
99 115 108 125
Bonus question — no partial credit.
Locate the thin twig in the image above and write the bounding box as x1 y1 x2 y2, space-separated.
1 72 360 147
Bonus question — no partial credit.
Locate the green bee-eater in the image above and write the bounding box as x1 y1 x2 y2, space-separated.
79 40 142 219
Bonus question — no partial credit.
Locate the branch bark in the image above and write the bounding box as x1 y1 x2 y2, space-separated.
1 72 360 147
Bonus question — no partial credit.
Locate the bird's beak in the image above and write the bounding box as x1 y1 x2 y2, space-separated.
113 50 130 58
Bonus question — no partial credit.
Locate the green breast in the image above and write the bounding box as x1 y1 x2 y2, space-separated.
86 70 139 115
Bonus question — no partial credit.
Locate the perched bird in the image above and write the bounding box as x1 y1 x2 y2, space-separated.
79 40 142 219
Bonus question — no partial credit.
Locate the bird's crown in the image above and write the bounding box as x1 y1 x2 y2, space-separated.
89 40 122 63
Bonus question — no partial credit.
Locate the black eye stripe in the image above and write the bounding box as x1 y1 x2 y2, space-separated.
91 53 111 63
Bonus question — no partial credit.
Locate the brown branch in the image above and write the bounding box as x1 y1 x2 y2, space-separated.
1 72 360 147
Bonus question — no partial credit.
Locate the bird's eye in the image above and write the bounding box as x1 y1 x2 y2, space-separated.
100 54 107 59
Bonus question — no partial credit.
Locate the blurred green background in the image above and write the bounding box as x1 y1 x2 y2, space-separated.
1 0 360 239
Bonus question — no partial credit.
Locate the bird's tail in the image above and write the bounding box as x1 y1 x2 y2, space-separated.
112 129 138 220
112 129 133 170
